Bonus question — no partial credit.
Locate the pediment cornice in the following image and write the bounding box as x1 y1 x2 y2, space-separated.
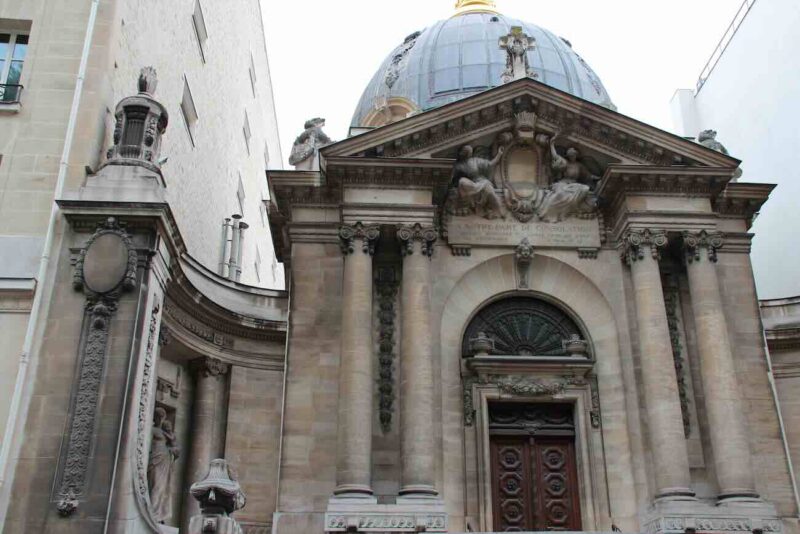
322 78 740 169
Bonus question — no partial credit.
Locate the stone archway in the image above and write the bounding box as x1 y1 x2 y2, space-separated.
437 252 638 531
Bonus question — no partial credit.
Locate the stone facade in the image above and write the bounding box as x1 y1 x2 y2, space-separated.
1 3 798 534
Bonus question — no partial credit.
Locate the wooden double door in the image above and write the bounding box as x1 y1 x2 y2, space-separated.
489 403 582 532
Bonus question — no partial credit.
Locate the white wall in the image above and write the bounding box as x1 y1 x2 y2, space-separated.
671 0 800 299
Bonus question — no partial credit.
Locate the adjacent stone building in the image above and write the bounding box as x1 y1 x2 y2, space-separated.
1 1 798 533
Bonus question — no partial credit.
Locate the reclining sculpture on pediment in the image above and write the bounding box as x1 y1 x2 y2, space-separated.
538 134 599 222
449 144 506 219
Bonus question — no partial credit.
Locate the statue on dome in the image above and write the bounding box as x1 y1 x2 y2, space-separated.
538 135 598 222
499 27 536 83
451 144 506 219
289 117 334 170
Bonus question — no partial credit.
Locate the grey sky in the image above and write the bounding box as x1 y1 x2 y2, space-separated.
263 0 743 165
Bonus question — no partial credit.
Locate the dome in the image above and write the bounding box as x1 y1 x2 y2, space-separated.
351 5 614 128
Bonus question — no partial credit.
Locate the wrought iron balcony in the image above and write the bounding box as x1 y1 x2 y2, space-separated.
0 84 23 103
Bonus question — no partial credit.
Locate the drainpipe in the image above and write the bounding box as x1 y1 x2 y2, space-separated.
227 215 242 282
762 329 800 517
235 222 248 282
0 0 101 495
218 217 232 277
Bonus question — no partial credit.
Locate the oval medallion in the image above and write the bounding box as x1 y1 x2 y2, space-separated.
83 233 130 294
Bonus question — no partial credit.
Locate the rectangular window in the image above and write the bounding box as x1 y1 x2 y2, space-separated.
259 198 268 227
191 0 208 62
237 174 245 215
180 77 199 146
248 53 257 97
264 142 270 169
242 111 251 155
0 32 28 102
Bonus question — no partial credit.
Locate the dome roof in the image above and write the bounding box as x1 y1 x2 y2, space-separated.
351 9 614 128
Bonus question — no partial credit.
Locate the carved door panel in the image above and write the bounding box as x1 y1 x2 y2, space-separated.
489 403 581 532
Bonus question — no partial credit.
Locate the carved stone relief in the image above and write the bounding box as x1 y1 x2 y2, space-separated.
515 237 534 289
56 218 138 516
619 229 668 264
663 274 691 437
339 222 380 256
375 266 399 433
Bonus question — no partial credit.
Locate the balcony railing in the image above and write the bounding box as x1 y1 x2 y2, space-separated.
0 84 24 103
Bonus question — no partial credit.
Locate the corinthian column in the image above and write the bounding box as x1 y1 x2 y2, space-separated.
683 230 758 500
334 222 379 498
183 357 229 528
622 229 694 500
397 224 439 498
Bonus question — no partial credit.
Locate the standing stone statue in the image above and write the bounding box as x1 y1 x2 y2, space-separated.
698 129 742 179
538 135 597 222
288 117 334 170
499 26 536 83
148 407 180 524
451 144 505 219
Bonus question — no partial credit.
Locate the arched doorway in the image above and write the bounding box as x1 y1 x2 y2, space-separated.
462 296 588 532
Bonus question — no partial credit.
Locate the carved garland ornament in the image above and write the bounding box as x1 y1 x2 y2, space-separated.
57 218 138 516
375 267 399 433
339 222 380 256
663 276 691 437
132 300 165 531
463 374 587 426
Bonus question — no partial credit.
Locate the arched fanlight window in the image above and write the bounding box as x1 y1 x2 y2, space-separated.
462 296 586 357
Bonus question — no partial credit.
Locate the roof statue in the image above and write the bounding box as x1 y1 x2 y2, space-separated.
698 129 743 180
288 118 333 170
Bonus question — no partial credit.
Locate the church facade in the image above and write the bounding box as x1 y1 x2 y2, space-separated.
1 1 798 534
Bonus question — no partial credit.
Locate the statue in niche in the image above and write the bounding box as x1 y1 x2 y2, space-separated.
451 144 505 219
148 407 180 524
289 117 333 170
538 135 598 222
499 27 536 83
698 129 742 179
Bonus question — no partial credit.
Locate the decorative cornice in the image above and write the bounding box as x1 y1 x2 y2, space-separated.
683 230 724 263
597 165 733 201
714 182 776 229
619 228 668 264
397 223 437 257
339 222 380 256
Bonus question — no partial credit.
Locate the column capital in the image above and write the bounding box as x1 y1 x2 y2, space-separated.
397 223 437 258
682 230 724 263
620 228 668 264
339 222 380 256
190 356 229 378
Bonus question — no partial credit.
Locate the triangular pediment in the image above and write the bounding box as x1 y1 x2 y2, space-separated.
322 78 739 170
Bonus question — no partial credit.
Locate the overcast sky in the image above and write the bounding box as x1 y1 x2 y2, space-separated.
263 0 743 166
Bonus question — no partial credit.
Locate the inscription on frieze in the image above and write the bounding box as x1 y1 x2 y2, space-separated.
447 215 601 248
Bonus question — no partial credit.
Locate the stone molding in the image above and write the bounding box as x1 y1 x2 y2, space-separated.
72 217 138 293
620 228 668 264
325 512 447 533
340 222 380 256
397 223 437 257
644 516 781 534
683 229 724 264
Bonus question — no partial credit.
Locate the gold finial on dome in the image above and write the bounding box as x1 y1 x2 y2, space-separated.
454 0 499 16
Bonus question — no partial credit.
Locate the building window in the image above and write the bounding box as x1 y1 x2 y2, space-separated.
259 198 268 227
264 142 270 169
191 0 208 62
248 53 257 97
0 32 28 102
180 77 199 146
237 174 245 215
242 111 251 155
